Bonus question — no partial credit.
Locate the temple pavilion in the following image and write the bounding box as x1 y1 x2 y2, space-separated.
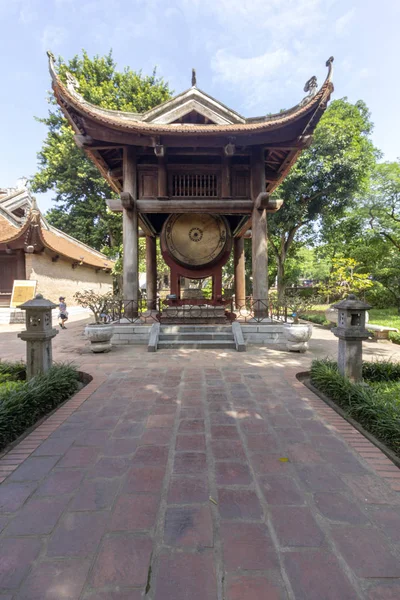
49 54 333 320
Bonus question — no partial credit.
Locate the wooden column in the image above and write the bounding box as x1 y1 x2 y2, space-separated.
158 156 167 198
251 147 268 318
122 146 138 316
221 155 231 197
234 237 246 309
146 236 157 310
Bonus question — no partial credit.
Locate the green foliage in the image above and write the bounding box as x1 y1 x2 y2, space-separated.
0 364 79 451
389 331 400 345
268 98 377 301
31 50 172 252
299 313 329 326
310 359 400 455
365 283 396 309
0 361 25 380
362 359 400 382
318 257 373 301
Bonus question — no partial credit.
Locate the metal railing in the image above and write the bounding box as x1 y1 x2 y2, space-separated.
105 297 288 324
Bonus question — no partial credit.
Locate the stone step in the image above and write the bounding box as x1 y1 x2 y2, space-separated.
160 325 232 333
157 339 236 350
159 332 234 341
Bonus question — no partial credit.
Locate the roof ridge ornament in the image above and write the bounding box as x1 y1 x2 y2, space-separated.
66 71 80 96
192 68 197 87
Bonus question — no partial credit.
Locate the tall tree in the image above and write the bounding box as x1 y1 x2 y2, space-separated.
268 98 377 303
31 50 172 252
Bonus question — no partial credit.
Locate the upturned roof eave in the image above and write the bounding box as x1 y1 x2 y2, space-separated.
48 53 334 138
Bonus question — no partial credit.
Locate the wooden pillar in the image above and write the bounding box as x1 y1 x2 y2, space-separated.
158 156 167 198
146 236 157 310
122 146 138 316
251 147 268 318
221 155 231 198
234 237 246 309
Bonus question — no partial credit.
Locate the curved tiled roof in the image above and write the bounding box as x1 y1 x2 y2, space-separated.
49 54 334 137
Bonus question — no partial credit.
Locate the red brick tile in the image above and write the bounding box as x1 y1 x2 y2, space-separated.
367 582 400 599
5 496 68 535
32 437 75 456
342 474 400 504
0 482 36 512
178 419 205 433
221 522 278 571
0 538 41 588
284 549 357 600
174 452 207 474
211 440 246 460
297 465 346 491
211 425 240 439
167 475 208 504
314 492 369 524
101 437 139 455
331 525 400 577
6 456 59 481
216 461 252 485
124 466 166 493
209 412 237 425
74 429 110 446
70 479 118 510
251 454 292 475
164 506 213 548
147 414 175 428
260 474 305 505
91 535 152 587
226 575 286 600
35 469 85 496
85 591 142 600
17 558 91 600
141 428 171 445
47 511 108 557
134 445 169 466
176 434 206 451
270 505 324 547
218 488 262 520
88 456 130 478
58 447 99 468
109 493 159 531
154 551 217 600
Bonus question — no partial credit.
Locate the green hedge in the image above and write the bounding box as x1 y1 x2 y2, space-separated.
389 331 400 345
0 364 79 451
299 313 330 326
310 359 400 456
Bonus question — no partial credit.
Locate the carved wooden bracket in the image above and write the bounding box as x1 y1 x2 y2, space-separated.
255 193 283 212
121 191 135 210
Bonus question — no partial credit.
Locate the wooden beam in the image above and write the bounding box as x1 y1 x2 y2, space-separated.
221 155 231 198
251 147 268 317
157 156 167 198
146 236 157 310
135 199 253 214
122 146 139 313
234 237 246 308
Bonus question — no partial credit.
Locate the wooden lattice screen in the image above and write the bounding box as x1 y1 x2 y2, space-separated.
171 173 218 197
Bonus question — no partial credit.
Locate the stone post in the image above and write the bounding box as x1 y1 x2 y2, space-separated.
17 294 58 380
234 237 246 309
332 294 371 382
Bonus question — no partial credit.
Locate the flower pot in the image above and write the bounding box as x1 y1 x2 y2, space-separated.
283 322 312 352
84 323 114 353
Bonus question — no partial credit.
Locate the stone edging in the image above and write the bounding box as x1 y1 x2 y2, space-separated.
0 374 106 483
297 371 400 491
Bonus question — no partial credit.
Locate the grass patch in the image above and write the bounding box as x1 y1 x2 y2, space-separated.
310 359 400 457
369 308 400 330
0 363 80 451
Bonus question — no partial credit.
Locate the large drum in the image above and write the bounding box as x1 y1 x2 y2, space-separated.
161 213 231 270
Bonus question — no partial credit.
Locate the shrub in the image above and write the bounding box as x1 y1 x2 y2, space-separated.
0 364 79 451
365 284 395 309
0 361 25 380
310 359 400 456
362 359 400 382
389 331 400 345
299 313 329 326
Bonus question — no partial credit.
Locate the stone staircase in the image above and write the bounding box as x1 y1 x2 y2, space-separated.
157 325 237 350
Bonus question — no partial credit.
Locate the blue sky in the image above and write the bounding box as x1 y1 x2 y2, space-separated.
1 0 399 212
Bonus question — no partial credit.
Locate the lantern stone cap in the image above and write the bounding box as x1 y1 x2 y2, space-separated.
332 294 371 311
17 293 58 310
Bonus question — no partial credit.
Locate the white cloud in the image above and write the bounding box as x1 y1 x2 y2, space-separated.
335 8 355 35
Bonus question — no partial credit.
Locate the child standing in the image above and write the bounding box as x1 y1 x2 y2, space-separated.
58 296 68 329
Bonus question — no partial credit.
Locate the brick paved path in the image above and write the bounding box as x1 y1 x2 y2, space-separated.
1 324 400 598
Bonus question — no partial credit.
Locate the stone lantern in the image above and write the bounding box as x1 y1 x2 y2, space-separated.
17 294 58 380
332 294 371 382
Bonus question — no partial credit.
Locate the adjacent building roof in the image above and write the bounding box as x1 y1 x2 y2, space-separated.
0 187 114 270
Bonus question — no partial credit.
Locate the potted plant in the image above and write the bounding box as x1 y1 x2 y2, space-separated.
74 290 114 353
282 290 314 352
